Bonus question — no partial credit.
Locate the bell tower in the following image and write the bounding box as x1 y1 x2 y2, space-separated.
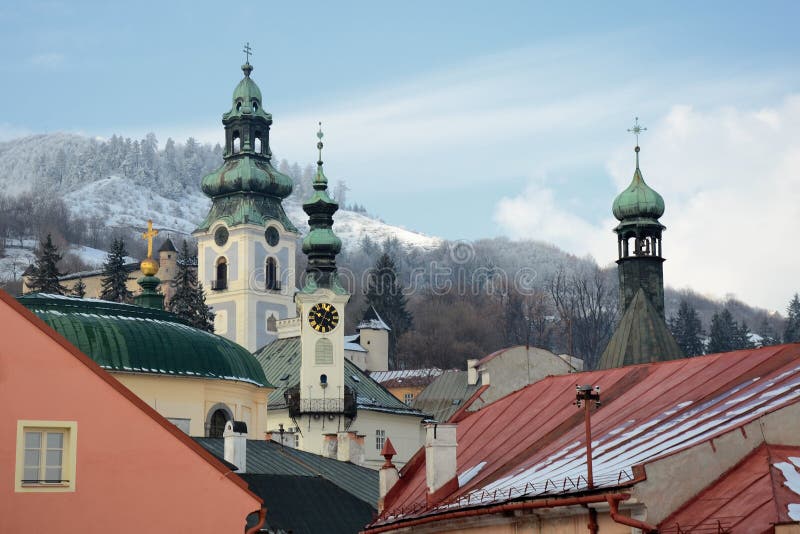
193 51 299 352
612 119 667 318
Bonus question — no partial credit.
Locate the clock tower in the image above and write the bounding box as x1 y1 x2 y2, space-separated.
292 125 354 431
193 58 299 352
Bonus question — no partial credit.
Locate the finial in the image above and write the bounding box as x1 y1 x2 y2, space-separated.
242 42 253 77
316 121 324 167
140 219 160 277
627 117 647 169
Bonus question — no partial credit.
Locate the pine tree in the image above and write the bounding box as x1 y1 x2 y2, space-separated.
707 308 752 353
668 300 705 356
72 278 86 298
27 233 66 294
756 317 780 347
364 252 413 369
168 241 214 332
100 238 132 303
784 293 800 343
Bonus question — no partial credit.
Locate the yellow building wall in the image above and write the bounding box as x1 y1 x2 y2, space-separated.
386 386 426 405
111 373 269 439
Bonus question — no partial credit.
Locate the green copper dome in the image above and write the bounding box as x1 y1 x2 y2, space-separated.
200 156 293 199
18 293 271 387
612 148 665 221
223 63 272 121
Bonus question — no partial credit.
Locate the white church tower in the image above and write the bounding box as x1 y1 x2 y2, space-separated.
193 58 298 352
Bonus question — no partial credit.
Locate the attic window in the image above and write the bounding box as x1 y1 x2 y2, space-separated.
252 100 258 111
452 399 462 406
351 375 360 382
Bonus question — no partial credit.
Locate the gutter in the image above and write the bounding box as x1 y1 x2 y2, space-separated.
363 492 637 533
246 507 267 534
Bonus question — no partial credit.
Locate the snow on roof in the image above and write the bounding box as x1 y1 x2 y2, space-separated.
370 369 443 387
357 306 390 331
344 334 367 353
373 344 800 527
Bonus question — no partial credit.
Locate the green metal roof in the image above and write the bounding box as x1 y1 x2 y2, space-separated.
195 437 378 506
597 288 684 369
612 164 665 222
253 337 427 416
411 370 480 422
18 293 271 387
200 157 293 201
195 190 298 233
222 63 273 122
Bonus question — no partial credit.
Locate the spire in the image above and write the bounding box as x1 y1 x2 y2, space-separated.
301 123 344 293
612 118 664 222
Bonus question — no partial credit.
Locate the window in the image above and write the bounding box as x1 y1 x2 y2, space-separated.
294 434 299 448
404 393 414 405
265 257 278 290
375 429 386 451
233 131 241 154
266 314 277 332
15 421 77 492
213 257 228 290
315 338 333 365
208 409 230 438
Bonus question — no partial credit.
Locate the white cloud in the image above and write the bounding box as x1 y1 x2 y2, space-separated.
495 96 800 312
29 52 65 69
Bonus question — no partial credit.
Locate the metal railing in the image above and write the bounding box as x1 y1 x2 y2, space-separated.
285 386 357 418
210 279 227 290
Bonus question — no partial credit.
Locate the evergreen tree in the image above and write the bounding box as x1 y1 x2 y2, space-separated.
168 241 214 332
100 238 132 303
707 308 752 353
668 300 705 356
27 233 66 294
72 278 86 298
784 293 800 343
756 317 780 347
364 252 413 369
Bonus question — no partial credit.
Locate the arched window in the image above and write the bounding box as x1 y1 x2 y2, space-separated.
315 338 333 365
233 131 241 154
265 257 278 290
208 409 230 438
267 314 277 332
214 257 228 290
254 131 262 154
252 100 259 111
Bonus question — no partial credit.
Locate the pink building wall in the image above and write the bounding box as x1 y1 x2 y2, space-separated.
0 292 263 533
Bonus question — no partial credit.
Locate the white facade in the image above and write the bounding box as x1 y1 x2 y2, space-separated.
196 220 298 353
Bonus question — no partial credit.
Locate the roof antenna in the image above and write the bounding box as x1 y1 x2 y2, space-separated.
278 423 285 451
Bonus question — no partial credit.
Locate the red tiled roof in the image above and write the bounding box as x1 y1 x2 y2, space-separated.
374 344 800 527
660 443 800 532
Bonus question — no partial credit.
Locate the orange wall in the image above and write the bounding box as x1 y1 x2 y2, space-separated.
0 295 261 534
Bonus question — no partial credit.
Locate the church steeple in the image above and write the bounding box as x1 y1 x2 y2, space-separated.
301 123 345 293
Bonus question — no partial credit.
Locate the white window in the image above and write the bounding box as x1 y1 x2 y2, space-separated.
376 429 386 451
15 421 77 492
404 393 414 405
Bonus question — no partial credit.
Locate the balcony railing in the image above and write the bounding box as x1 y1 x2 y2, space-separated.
210 279 227 291
285 386 357 419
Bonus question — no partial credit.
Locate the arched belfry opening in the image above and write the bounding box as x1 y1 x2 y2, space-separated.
265 257 278 290
206 404 233 438
214 257 228 290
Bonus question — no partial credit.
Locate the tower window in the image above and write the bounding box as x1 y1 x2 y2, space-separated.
236 101 242 112
254 136 262 154
315 338 333 365
252 100 259 111
267 314 277 332
233 131 241 154
208 409 230 438
265 257 278 290
213 257 228 290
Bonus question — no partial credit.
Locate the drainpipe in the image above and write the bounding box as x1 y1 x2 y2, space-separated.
606 494 658 533
245 507 267 534
364 493 635 534
585 505 598 534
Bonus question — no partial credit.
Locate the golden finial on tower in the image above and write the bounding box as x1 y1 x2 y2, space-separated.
140 219 160 276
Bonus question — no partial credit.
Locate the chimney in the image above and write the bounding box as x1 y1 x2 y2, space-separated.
467 359 479 385
425 423 457 501
224 420 248 473
378 438 399 513
337 431 365 465
323 433 338 459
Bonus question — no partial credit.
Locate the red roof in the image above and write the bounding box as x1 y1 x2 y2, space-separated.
660 444 800 532
373 344 800 527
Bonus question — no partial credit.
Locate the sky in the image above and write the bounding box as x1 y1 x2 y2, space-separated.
1 1 799 311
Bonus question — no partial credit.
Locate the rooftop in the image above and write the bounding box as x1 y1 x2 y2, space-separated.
18 293 270 387
410 369 481 422
369 368 443 388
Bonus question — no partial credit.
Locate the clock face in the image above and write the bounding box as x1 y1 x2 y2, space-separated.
214 226 229 247
265 226 280 247
308 302 339 333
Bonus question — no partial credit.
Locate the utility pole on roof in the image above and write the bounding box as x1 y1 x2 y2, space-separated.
575 384 601 489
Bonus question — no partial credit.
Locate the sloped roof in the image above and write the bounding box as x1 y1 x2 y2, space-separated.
195 438 378 505
358 306 391 331
158 237 177 253
660 443 800 532
370 368 443 388
253 337 427 416
410 370 481 422
372 344 800 529
18 293 270 387
598 288 683 369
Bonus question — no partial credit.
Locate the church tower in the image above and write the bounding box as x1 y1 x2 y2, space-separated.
289 125 355 436
598 119 682 369
193 57 299 352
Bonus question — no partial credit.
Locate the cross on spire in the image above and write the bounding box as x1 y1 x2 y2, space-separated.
142 219 159 259
627 116 647 146
243 42 252 63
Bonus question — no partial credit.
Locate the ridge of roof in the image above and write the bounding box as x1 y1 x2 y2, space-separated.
0 289 261 504
358 306 391 331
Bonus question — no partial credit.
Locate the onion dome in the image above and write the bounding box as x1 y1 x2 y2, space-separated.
301 124 344 292
200 157 294 199
223 62 271 121
612 146 665 221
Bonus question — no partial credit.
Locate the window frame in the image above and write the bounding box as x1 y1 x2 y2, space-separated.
404 393 414 405
15 420 78 493
375 429 386 451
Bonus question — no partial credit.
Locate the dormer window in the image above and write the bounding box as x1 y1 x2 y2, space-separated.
252 100 258 111
236 101 242 112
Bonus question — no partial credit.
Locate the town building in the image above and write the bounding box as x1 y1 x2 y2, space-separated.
369 368 444 405
367 343 800 533
0 289 264 533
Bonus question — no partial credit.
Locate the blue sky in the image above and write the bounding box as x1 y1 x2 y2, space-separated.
1 1 799 310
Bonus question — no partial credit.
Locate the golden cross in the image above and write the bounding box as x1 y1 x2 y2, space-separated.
142 219 159 259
